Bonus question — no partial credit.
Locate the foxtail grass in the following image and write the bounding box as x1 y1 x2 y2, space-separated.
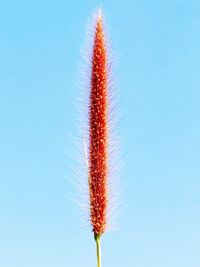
79 8 119 267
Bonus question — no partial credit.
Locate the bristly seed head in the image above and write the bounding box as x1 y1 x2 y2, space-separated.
88 10 108 236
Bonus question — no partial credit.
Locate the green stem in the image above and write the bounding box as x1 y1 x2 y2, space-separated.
94 234 102 267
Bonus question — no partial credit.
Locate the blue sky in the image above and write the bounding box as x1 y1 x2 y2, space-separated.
0 0 200 266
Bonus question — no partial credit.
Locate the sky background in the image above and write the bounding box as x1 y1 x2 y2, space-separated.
0 0 200 266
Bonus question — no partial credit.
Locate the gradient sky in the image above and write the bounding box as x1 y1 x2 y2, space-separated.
1 0 200 267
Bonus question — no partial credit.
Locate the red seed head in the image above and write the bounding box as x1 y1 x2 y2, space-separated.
88 11 108 236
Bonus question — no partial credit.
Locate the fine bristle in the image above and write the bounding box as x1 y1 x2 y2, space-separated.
97 7 102 21
88 12 108 236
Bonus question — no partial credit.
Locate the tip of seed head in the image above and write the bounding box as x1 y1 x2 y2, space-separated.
97 7 103 21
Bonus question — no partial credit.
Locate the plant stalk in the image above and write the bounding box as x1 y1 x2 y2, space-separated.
94 234 102 267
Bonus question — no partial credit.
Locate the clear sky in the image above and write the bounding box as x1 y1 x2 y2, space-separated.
0 0 200 267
